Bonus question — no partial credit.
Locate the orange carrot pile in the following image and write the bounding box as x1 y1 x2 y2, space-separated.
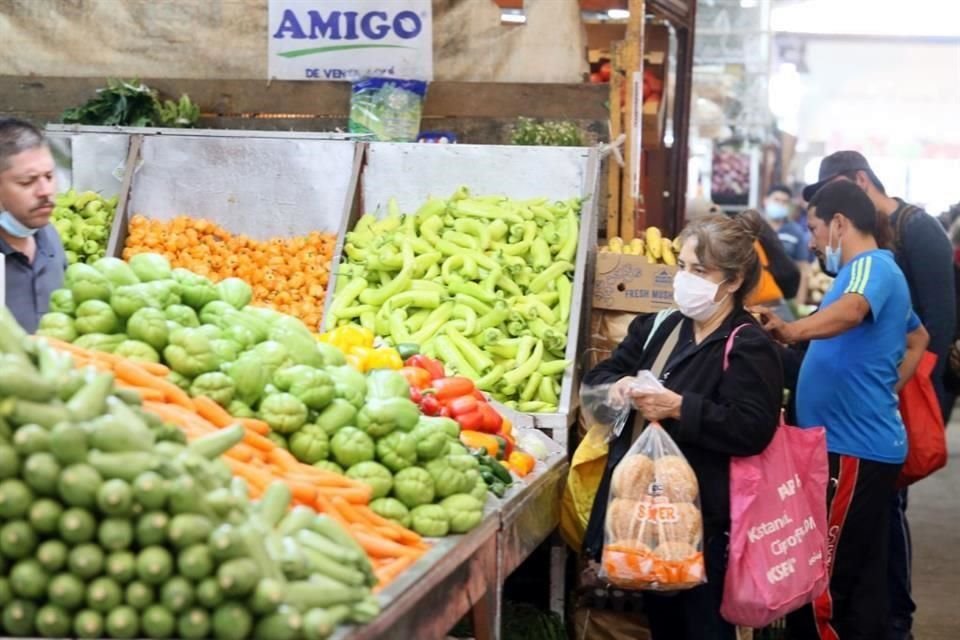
122 215 335 329
40 336 429 588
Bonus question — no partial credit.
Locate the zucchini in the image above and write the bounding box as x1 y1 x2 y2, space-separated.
349 595 381 624
4 399 70 428
106 550 138 584
153 440 187 459
57 372 86 402
0 443 19 479
136 546 174 585
22 451 60 495
177 607 211 640
301 546 366 587
0 520 37 560
66 372 114 421
133 471 168 510
97 477 135 516
253 606 303 640
58 463 103 508
36 539 68 573
0 416 10 442
160 576 195 613
98 516 135 551
195 577 224 609
304 605 353 640
167 475 211 516
178 543 214 581
208 523 245 561
0 478 34 519
125 580 155 610
113 388 144 405
49 421 88 465
10 558 49 599
217 557 261 597
278 505 317 537
68 543 105 580
0 577 11 607
141 604 175 639
12 423 49 455
107 396 155 440
2 599 38 636
89 414 155 453
28 497 64 534
59 507 97 544
47 572 85 609
0 366 57 402
106 604 140 639
187 423 245 459
74 609 105 639
213 601 254 640
35 603 72 638
86 576 123 613
254 481 293 529
89 449 159 482
285 579 368 609
248 577 286 615
167 513 214 549
296 528 363 565
136 511 171 547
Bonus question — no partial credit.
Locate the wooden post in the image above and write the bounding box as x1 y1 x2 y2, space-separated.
606 41 624 241
619 0 645 239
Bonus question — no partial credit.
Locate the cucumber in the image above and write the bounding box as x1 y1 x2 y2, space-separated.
35 603 71 638
253 606 303 640
86 576 123 613
89 449 158 482
249 577 286 615
2 599 37 636
0 478 34 518
58 463 103 508
125 580 155 610
59 507 97 544
99 517 135 551
0 443 19 479
136 511 171 547
106 550 138 584
208 523 244 560
167 513 214 549
178 543 214 581
47 572 85 610
89 415 154 452
74 609 105 639
28 497 64 534
23 451 61 496
106 604 140 639
304 605 352 640
36 539 68 573
133 471 168 510
67 372 114 421
167 475 209 515
160 575 195 613
50 421 88 465
97 477 134 516
0 577 11 607
217 557 261 597
195 577 224 608
0 520 37 559
5 399 70 429
10 558 49 599
142 604 176 639
153 441 186 459
12 423 50 455
285 579 368 610
213 601 254 640
68 543 105 580
178 607 211 640
136 546 174 585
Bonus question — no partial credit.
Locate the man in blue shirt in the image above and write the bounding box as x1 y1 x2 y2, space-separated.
0 118 66 333
758 180 928 640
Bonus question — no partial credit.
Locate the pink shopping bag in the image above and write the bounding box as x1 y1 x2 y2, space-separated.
719 326 830 628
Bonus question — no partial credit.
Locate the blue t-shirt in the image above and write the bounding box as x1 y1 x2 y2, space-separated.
797 249 917 464
777 220 811 262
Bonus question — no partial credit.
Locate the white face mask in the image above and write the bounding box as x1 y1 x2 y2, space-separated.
673 270 728 322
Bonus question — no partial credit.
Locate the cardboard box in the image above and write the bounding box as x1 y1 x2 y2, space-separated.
593 252 677 313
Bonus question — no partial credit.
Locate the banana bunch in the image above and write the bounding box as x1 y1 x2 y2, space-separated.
600 227 680 265
157 94 200 128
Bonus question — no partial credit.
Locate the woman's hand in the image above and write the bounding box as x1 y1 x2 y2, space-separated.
608 376 638 408
629 389 683 422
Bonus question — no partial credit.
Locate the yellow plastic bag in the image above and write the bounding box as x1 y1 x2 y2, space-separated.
561 424 610 550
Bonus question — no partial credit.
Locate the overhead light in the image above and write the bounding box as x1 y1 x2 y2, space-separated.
500 8 527 24
740 0 758 7
607 9 630 20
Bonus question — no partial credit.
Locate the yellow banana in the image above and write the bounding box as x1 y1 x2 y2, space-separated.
608 236 624 253
672 236 682 253
646 227 662 259
661 238 677 265
622 244 636 255
599 245 610 253
629 238 645 255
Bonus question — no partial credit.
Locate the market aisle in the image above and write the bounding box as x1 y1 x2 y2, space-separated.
908 421 960 639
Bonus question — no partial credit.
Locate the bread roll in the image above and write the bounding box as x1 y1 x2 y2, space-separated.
611 454 655 499
653 455 699 503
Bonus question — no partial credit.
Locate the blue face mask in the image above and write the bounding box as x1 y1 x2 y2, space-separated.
824 222 841 275
765 202 790 221
0 211 39 238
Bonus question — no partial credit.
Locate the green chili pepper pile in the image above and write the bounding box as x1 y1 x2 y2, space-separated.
329 188 577 413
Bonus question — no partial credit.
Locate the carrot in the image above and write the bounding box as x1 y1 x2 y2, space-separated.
114 382 165 402
289 481 317 504
138 361 170 377
315 494 350 528
279 465 361 488
243 430 277 453
374 555 418 588
356 506 424 546
267 448 302 471
317 486 372 505
193 396 234 428
352 529 422 559
115 359 193 409
223 443 258 463
224 458 273 490
239 418 270 435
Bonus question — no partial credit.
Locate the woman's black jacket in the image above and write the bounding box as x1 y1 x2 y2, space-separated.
581 307 783 559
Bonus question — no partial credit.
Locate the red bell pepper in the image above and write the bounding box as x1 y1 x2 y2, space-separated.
447 396 479 417
409 388 423 404
432 376 476 401
398 366 432 391
476 402 503 433
472 389 486 401
455 410 484 432
420 394 442 416
405 355 446 380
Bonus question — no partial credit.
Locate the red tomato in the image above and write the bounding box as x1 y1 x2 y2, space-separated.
599 62 612 82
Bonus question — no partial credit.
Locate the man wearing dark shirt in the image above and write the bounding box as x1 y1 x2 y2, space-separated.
0 118 66 333
765 184 811 305
804 150 955 640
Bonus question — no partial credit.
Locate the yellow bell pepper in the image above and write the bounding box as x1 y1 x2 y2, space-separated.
320 325 375 352
366 347 404 371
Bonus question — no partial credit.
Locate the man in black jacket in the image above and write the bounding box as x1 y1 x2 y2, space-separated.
803 154 953 640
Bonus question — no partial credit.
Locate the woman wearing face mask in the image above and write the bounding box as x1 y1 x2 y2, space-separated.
581 213 783 640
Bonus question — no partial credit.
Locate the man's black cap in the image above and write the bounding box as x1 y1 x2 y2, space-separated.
802 150 880 202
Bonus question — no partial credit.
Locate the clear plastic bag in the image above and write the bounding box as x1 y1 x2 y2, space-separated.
600 422 706 591
580 382 631 442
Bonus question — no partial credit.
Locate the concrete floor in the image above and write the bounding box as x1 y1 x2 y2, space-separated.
909 422 960 639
